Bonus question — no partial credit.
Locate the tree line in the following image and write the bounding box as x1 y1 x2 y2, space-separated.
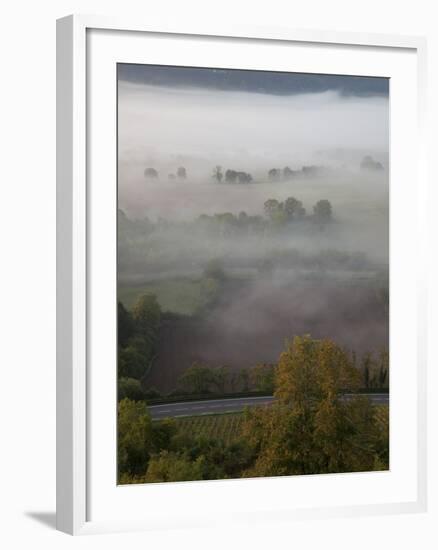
144 156 384 183
196 196 333 236
144 164 323 183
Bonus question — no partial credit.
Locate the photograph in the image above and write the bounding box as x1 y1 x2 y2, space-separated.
116 63 390 485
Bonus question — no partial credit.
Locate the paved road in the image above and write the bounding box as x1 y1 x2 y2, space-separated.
148 393 389 420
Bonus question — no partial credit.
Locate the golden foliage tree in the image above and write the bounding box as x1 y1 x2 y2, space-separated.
117 398 152 478
242 335 387 477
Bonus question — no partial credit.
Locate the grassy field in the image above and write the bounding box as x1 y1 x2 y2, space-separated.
175 413 244 445
118 278 205 314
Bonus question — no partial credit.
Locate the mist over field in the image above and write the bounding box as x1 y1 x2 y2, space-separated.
117 65 389 393
118 80 388 216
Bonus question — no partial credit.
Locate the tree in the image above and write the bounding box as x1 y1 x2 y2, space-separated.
237 171 252 184
240 336 380 478
144 167 159 179
118 301 134 347
268 168 280 181
177 166 187 179
313 199 332 225
272 209 289 226
212 165 223 183
151 418 178 453
362 352 372 389
212 366 231 394
283 166 294 179
118 341 148 379
284 197 306 220
237 368 250 392
132 293 161 340
118 377 145 401
263 199 282 220
118 398 152 477
378 350 389 388
178 363 215 394
360 155 383 171
225 169 238 183
313 395 378 473
251 364 275 393
145 451 204 482
118 294 161 379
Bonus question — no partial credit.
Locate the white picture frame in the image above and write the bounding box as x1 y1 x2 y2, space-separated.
56 14 428 535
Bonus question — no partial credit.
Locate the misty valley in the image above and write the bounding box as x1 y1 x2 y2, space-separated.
118 168 388 396
116 65 389 484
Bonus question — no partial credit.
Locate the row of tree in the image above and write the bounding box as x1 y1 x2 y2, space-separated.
212 165 322 184
144 156 384 183
144 166 187 180
177 362 275 395
195 197 334 237
118 335 389 483
119 194 334 256
118 347 388 404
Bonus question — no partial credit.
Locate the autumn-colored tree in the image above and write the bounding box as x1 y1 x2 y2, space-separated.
118 398 152 478
145 451 204 483
118 377 145 401
241 336 385 478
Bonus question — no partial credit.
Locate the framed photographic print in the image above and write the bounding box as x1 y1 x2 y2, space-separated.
57 15 427 535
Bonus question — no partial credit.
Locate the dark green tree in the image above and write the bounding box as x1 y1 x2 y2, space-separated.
118 301 134 347
132 293 161 341
284 197 306 220
313 199 332 225
178 363 215 394
118 377 145 401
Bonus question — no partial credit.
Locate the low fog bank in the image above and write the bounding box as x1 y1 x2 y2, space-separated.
118 82 388 173
118 170 389 274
